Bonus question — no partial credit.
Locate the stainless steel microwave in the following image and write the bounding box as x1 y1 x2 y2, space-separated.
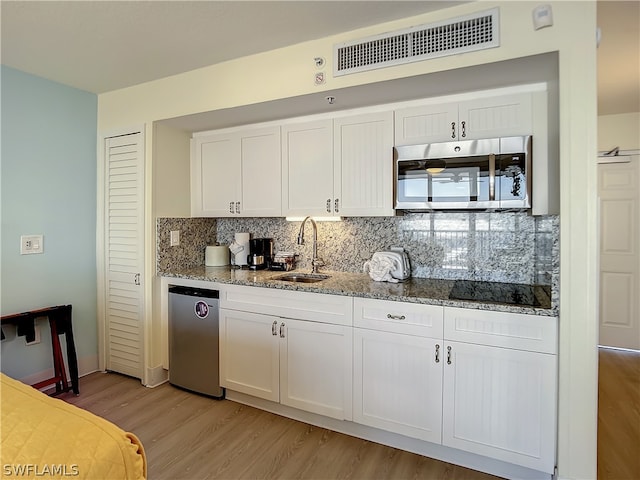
394 136 532 211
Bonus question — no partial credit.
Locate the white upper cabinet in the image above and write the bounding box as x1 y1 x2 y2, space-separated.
191 133 239 217
282 112 394 217
190 85 554 217
281 119 334 217
394 93 533 145
191 126 281 217
334 111 394 216
394 102 459 145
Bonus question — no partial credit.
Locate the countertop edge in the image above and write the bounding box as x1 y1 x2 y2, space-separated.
160 268 557 317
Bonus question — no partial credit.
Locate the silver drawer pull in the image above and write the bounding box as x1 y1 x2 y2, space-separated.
435 344 440 363
386 314 406 320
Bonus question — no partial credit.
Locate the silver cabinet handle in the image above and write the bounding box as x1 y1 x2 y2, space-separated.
451 122 456 139
386 314 406 320
279 322 286 338
447 345 452 365
461 121 466 138
271 320 278 336
435 344 440 363
326 198 331 213
489 153 496 201
334 198 339 213
229 201 234 213
235 201 240 214
134 273 140 285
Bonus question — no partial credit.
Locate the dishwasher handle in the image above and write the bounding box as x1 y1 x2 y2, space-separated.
168 285 219 299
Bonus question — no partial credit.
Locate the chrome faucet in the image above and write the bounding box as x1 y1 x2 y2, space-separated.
297 216 324 274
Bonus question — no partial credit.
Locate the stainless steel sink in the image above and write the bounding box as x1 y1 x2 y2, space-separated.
273 273 330 283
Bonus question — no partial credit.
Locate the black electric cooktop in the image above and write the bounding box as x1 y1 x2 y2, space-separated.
449 280 543 307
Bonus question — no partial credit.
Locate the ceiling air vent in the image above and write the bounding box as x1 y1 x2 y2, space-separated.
334 8 500 76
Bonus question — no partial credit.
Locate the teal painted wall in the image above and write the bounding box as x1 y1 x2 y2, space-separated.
1 66 98 380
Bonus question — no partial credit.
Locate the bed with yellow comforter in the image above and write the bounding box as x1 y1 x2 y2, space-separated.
1 373 146 479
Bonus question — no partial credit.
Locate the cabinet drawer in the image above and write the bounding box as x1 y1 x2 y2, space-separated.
354 298 443 338
444 307 557 354
220 284 353 326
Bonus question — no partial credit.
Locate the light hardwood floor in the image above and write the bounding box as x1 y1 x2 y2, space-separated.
597 347 640 480
61 373 499 480
59 347 639 480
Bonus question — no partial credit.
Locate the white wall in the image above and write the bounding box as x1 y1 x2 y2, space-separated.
598 112 640 151
97 2 598 478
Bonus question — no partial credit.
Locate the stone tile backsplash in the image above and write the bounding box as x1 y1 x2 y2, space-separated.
156 217 216 273
157 212 558 287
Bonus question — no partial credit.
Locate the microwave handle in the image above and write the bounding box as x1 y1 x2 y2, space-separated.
489 154 496 201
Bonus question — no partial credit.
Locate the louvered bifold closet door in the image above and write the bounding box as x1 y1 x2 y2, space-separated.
105 133 144 379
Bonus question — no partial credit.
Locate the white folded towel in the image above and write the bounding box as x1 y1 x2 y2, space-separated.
363 256 399 283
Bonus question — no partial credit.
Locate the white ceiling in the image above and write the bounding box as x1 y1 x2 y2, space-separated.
1 1 466 93
1 1 638 116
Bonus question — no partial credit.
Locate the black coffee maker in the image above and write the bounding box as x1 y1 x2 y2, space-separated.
248 238 273 270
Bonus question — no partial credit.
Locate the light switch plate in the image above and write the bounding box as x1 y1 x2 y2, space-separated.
20 235 44 255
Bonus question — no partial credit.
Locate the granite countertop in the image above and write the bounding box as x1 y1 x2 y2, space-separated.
161 266 555 317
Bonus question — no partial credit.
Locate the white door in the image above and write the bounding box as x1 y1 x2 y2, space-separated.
104 133 144 379
353 328 443 443
219 309 279 401
598 155 640 350
279 318 353 420
442 341 557 474
334 112 394 216
281 119 334 216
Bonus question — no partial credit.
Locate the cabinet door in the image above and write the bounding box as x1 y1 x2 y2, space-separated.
394 103 459 145
353 328 443 443
459 93 532 140
282 119 334 216
334 112 394 216
239 126 282 217
442 340 557 473
191 133 240 217
219 308 279 402
279 319 352 420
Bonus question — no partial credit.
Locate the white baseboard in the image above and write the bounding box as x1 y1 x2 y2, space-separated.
144 365 169 388
19 354 99 387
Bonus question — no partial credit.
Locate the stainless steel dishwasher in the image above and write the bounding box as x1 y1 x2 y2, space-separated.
168 285 224 398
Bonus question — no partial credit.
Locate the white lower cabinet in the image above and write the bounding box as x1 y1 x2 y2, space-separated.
219 309 280 402
442 307 558 474
353 328 443 443
442 340 557 473
352 299 558 475
280 318 352 420
219 285 353 420
220 288 557 475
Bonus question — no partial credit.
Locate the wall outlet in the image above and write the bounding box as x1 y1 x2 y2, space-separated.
170 230 180 247
20 234 44 255
25 325 41 346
